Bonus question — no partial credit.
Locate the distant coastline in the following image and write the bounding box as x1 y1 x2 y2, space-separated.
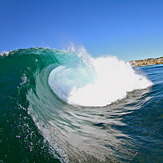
129 57 163 67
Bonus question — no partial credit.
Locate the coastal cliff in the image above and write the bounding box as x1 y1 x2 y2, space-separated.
129 57 163 67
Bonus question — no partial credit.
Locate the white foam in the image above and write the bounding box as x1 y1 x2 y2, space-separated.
20 74 27 85
49 48 152 107
0 51 9 57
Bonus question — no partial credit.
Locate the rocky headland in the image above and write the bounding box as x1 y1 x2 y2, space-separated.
129 57 163 67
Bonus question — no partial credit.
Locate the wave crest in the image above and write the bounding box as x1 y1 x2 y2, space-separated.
48 47 152 107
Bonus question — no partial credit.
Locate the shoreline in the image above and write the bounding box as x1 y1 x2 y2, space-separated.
129 57 163 67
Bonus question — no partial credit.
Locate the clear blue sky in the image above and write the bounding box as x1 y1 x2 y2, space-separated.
0 0 163 61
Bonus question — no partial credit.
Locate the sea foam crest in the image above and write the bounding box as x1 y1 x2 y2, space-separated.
0 51 9 57
48 46 152 107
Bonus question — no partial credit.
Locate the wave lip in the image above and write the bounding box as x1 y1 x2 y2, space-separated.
48 49 152 107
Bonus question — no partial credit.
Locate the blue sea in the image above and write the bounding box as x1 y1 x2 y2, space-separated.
0 47 162 163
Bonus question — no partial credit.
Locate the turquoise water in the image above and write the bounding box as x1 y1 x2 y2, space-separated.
0 48 162 163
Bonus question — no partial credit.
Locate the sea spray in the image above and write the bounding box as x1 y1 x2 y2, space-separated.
48 47 152 107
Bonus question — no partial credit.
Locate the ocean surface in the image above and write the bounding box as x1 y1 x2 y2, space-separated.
0 47 162 163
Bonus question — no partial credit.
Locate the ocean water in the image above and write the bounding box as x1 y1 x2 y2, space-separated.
0 47 162 163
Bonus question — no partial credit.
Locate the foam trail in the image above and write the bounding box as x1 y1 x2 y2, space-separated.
48 47 152 107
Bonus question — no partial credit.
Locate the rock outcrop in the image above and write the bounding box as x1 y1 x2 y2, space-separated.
129 57 163 67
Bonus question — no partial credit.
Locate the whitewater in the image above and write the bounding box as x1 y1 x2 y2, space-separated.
48 46 152 107
1 46 163 163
